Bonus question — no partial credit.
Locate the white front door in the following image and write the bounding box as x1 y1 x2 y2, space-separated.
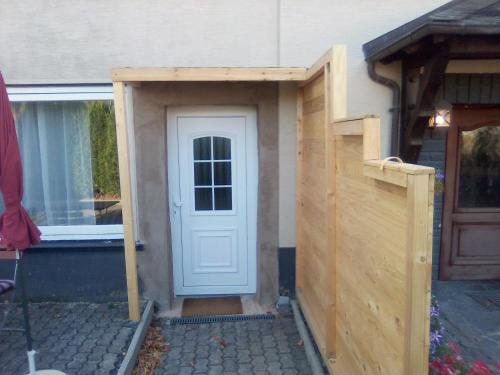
167 106 258 296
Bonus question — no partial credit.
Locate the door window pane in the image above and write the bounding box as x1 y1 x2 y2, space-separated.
193 137 211 160
458 125 500 208
195 188 213 211
214 162 231 186
194 162 212 186
213 136 231 160
192 136 233 212
214 188 232 210
9 101 122 226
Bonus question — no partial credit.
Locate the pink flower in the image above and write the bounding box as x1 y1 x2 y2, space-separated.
468 360 492 375
447 341 461 354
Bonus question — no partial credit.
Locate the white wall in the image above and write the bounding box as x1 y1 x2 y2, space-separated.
0 0 450 247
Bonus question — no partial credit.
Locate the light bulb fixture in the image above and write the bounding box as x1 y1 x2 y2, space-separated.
428 100 452 128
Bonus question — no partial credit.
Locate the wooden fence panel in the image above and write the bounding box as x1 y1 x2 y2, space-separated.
296 46 434 375
296 72 329 356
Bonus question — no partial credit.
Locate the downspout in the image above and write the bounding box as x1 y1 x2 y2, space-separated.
367 62 401 156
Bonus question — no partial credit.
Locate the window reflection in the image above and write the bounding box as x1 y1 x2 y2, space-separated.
458 125 500 208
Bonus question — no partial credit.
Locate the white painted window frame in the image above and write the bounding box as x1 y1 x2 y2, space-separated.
6 85 138 241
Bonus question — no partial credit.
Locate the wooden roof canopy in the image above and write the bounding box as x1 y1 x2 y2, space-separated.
112 67 309 82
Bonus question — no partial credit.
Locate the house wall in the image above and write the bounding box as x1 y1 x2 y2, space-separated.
0 0 450 249
0 244 128 302
132 82 279 308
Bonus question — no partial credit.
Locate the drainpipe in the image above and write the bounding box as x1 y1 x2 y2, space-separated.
367 62 401 156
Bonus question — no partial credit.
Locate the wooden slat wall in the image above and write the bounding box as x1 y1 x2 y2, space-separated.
296 72 329 355
297 46 435 374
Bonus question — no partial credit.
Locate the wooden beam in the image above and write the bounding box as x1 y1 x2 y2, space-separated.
364 160 435 175
333 116 377 135
112 67 307 82
302 48 333 84
362 117 381 161
330 45 347 122
403 45 450 160
295 88 305 291
363 159 434 187
325 64 336 360
404 173 434 374
113 82 140 321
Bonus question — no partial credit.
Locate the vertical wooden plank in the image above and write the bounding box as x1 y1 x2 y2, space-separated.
362 117 381 161
404 173 434 374
330 45 347 122
113 82 140 321
325 64 336 360
296 88 304 291
325 44 346 360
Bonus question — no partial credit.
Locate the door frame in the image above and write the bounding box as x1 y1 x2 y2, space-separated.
440 105 500 280
166 105 258 296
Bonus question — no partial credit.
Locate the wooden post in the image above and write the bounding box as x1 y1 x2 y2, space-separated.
404 173 434 374
295 88 304 291
329 45 347 122
113 81 140 321
325 45 347 359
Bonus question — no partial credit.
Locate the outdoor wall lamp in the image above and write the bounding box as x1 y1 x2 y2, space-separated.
429 100 452 128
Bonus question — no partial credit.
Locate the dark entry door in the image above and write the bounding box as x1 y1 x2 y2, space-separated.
440 107 500 280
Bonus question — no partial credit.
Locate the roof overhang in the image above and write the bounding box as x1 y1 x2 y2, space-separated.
364 24 500 63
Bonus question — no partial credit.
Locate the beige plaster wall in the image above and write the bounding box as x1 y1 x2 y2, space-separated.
0 0 451 249
132 82 279 308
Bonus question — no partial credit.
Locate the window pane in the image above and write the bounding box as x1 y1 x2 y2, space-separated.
11 100 122 226
214 162 231 186
193 137 211 160
458 126 500 208
214 187 232 210
195 188 213 211
194 162 212 186
213 137 231 160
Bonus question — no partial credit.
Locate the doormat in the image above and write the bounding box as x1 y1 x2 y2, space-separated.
182 297 243 317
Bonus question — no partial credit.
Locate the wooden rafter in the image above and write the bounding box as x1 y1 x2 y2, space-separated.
403 44 450 161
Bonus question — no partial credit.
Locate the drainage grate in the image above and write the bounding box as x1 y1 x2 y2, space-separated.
170 314 276 326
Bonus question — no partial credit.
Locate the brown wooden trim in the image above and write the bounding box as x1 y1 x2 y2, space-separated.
439 106 500 280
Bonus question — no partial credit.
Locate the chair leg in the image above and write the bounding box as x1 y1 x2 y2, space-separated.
17 255 33 351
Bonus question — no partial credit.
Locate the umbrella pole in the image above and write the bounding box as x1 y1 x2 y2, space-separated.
16 250 36 375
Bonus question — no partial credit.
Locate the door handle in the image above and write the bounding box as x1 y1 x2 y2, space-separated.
174 200 183 208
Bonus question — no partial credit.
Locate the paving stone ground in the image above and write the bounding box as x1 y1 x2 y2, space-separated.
0 302 138 375
434 280 500 364
155 312 314 375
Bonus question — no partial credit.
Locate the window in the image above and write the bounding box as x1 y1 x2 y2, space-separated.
193 136 233 211
5 86 125 240
458 125 500 208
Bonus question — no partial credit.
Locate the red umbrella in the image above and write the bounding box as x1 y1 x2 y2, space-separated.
0 71 40 250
